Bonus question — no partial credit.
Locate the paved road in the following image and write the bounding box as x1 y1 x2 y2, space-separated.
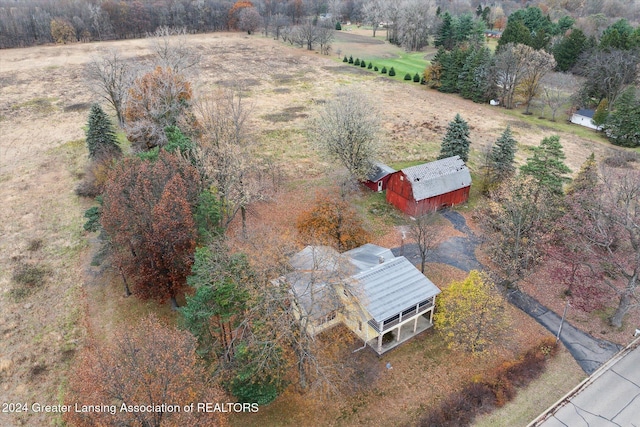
393 210 622 374
532 338 640 426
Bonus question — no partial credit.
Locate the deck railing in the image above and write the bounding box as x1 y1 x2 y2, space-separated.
368 301 434 333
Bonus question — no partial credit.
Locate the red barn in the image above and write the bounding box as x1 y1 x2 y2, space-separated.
363 162 396 192
386 156 472 216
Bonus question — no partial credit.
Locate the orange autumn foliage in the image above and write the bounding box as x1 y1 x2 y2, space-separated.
296 195 369 251
228 1 255 29
64 316 227 427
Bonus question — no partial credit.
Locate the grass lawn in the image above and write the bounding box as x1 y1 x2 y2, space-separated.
366 51 430 77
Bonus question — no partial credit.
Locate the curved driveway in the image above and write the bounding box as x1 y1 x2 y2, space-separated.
392 210 621 374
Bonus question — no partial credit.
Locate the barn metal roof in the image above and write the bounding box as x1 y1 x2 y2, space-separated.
367 162 396 183
402 156 472 202
353 257 441 323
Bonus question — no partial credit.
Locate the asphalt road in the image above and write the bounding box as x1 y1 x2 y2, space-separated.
532 338 640 426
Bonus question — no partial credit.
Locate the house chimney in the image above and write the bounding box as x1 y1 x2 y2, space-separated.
378 256 385 264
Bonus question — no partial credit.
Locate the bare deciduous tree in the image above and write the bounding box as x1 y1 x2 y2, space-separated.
516 47 556 115
396 0 437 51
576 48 639 106
148 26 201 73
311 88 380 181
408 212 443 273
539 72 578 121
238 7 263 35
86 48 134 126
194 88 273 234
361 0 385 37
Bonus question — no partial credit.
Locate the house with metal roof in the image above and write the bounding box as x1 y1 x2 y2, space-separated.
386 156 472 216
283 244 441 354
570 108 601 130
363 162 397 193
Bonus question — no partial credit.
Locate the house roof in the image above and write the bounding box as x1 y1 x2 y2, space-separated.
575 109 595 118
402 156 472 201
353 257 440 323
289 245 343 272
367 162 396 183
343 243 395 273
287 270 339 321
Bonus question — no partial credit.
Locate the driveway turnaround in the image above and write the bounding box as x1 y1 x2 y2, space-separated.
530 338 640 426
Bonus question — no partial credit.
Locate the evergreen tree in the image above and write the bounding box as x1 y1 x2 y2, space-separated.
435 12 455 50
458 46 492 101
498 19 531 50
567 153 598 195
489 125 517 182
85 104 121 159
552 28 587 72
438 114 471 162
603 88 640 147
600 19 634 50
520 135 572 195
592 99 608 127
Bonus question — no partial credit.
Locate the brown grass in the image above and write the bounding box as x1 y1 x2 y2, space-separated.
0 30 618 426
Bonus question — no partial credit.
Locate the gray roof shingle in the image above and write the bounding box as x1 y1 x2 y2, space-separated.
402 156 471 201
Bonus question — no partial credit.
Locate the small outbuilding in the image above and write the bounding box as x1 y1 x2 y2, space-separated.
386 156 472 216
570 109 601 130
363 162 396 192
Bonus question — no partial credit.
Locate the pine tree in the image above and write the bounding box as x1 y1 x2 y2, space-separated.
438 114 471 162
489 125 517 182
86 104 121 159
592 98 608 127
520 135 572 195
567 153 598 195
435 12 454 50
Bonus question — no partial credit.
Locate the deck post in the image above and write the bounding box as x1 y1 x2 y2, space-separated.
413 316 418 333
396 324 401 342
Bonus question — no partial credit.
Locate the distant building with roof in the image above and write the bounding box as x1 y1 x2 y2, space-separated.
282 244 441 355
363 162 396 192
385 156 472 216
570 108 601 130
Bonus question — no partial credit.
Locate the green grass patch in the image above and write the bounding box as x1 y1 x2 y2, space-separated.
12 97 59 114
501 108 609 145
9 263 50 301
365 52 428 81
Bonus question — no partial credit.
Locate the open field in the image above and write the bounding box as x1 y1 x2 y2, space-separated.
0 30 634 426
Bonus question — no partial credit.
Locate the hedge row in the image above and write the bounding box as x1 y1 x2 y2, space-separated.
418 338 558 427
342 55 422 83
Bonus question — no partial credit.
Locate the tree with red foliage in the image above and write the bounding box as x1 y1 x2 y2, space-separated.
64 316 227 427
553 165 639 327
101 151 200 308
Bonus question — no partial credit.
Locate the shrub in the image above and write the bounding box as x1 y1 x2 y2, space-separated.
381 66 387 74
417 338 557 427
348 55 353 64
388 67 396 76
354 58 360 66
414 73 421 82
360 61 366 67
367 62 372 69
335 21 342 30
343 55 348 62
75 156 112 198
404 73 412 80
10 263 49 301
374 66 379 71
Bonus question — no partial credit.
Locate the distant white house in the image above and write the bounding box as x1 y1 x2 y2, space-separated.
571 109 602 130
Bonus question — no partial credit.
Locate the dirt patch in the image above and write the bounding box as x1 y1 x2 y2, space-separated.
324 65 373 76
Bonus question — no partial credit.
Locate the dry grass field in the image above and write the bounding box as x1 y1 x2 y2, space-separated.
0 30 624 426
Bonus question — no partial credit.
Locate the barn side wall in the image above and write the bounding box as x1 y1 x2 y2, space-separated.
386 172 414 214
414 186 470 216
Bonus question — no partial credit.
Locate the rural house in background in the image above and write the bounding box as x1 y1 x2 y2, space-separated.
386 156 472 216
283 244 441 355
363 162 396 192
570 109 602 130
